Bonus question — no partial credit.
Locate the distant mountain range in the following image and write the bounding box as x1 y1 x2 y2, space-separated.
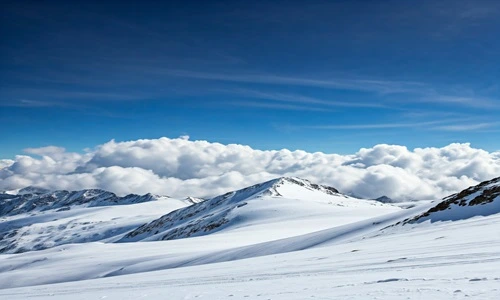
1 176 499 255
0 175 499 294
0 189 191 253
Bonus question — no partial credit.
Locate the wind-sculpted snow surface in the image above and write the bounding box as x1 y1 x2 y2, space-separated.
0 178 500 300
0 177 499 299
0 200 499 298
121 177 393 242
0 189 191 253
401 176 500 224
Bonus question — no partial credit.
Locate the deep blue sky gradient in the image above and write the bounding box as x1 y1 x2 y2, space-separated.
2 0 500 158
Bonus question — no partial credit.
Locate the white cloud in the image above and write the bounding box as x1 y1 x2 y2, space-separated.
0 159 14 169
24 146 66 156
1 137 499 200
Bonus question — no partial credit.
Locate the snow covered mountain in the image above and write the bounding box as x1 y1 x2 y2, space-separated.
400 176 500 225
0 177 397 254
0 176 499 299
0 187 165 217
0 189 192 253
121 177 397 242
374 195 394 203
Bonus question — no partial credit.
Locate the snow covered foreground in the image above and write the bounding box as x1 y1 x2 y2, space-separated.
0 177 499 299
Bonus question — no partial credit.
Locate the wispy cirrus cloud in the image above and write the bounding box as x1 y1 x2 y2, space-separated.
155 69 500 110
2 99 81 109
296 119 455 130
15 99 63 108
5 67 499 116
0 99 136 119
1 88 148 103
161 69 425 95
219 88 388 109
227 101 335 112
423 95 500 109
434 122 499 131
427 0 500 38
288 117 498 132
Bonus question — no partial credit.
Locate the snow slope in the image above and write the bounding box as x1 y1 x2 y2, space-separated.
0 177 499 299
0 187 171 217
0 203 498 299
0 201 419 289
400 176 500 224
0 189 191 253
121 177 397 242
0 177 404 288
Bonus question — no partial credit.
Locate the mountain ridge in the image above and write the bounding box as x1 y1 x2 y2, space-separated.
0 188 163 217
0 189 190 254
397 176 500 225
120 176 393 243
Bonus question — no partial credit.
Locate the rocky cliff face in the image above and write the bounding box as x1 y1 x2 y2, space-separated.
401 177 500 224
0 187 160 217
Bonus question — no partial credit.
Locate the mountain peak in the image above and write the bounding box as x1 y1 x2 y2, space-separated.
209 177 342 204
17 186 51 195
184 196 205 204
272 177 340 195
0 188 163 218
374 195 394 203
402 176 500 224
122 177 376 243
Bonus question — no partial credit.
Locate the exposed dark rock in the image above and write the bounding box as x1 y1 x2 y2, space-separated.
402 177 500 224
121 177 342 242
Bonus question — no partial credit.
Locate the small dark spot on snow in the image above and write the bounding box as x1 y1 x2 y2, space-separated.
387 257 407 263
376 278 408 283
469 278 487 282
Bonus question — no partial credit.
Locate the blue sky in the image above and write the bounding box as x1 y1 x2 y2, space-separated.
2 0 500 158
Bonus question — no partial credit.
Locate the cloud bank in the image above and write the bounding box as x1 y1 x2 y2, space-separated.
1 137 499 200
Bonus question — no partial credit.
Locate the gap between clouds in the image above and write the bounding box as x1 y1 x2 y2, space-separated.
1 137 499 201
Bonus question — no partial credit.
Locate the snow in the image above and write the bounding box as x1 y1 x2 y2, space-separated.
0 194 190 253
0 209 498 299
121 177 397 243
0 177 499 299
402 177 500 224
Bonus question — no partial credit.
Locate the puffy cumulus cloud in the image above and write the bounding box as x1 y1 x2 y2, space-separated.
1 138 499 201
0 159 14 169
